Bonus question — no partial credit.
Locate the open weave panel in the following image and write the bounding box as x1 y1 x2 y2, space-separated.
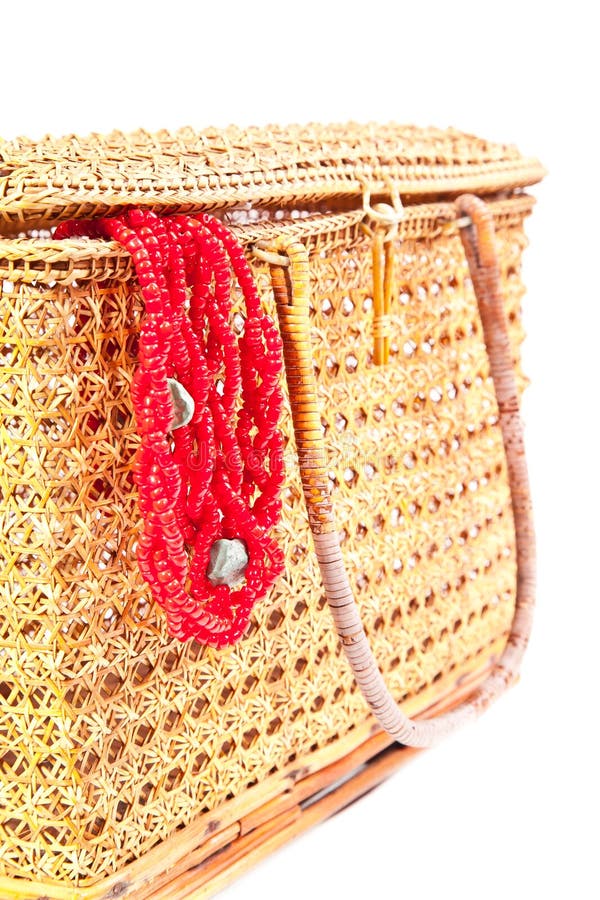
0 216 526 884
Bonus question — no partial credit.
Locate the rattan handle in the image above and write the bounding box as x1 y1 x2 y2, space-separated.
268 194 536 748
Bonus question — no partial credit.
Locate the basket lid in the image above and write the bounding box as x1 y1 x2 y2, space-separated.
0 121 545 232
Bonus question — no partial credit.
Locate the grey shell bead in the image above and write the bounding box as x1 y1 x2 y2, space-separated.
206 539 249 587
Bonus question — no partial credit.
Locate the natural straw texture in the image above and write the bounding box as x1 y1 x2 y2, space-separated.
269 195 535 747
0 123 545 231
0 123 543 898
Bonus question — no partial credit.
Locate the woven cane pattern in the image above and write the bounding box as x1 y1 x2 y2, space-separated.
0 123 545 231
0 201 528 887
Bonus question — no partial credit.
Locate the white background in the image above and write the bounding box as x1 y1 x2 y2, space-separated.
3 2 598 898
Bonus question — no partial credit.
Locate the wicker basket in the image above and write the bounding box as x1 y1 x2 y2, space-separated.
0 123 545 898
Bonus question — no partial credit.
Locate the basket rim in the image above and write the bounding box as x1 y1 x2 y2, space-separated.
0 194 535 286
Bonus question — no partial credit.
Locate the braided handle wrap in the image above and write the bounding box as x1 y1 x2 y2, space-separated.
269 195 536 747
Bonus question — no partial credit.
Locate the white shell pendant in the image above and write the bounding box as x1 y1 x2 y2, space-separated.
167 378 195 430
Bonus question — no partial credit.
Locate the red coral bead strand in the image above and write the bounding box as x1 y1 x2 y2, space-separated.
53 210 285 647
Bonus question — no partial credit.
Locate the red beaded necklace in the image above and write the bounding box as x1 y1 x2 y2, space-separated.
55 210 285 647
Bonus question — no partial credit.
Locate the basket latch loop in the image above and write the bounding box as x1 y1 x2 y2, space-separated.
360 179 404 366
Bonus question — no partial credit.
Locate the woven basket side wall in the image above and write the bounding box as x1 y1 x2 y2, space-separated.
0 216 527 885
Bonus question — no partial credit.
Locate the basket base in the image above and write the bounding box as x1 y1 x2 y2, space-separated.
0 639 506 900
172 655 495 900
